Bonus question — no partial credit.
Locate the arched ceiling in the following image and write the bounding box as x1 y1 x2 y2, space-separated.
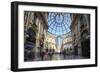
47 12 71 36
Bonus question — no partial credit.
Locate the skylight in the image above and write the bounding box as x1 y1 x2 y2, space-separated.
47 12 71 36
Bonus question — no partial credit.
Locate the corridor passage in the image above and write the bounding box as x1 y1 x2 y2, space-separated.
32 53 86 61
24 11 90 62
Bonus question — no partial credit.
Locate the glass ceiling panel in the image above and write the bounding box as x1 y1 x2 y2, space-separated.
48 12 71 36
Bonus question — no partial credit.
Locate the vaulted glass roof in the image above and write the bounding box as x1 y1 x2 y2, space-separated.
47 12 71 36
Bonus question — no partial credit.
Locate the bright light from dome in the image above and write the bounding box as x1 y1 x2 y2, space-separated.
48 12 71 36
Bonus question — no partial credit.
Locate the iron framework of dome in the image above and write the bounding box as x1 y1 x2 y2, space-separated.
47 12 71 36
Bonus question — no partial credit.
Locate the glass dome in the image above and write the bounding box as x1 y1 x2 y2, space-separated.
47 12 71 36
